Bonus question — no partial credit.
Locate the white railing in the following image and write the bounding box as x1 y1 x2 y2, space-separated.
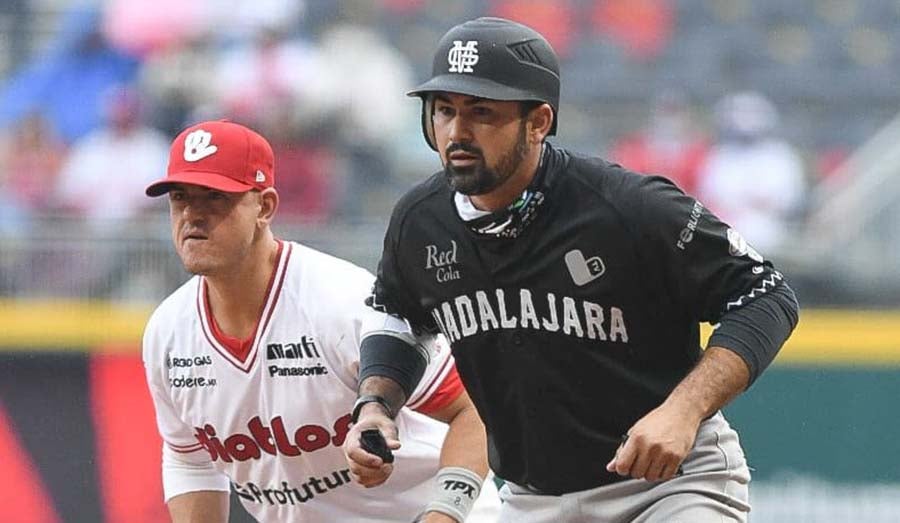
1 207 898 304
0 215 389 301
797 110 900 284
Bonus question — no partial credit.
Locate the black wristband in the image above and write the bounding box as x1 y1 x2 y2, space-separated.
351 395 395 423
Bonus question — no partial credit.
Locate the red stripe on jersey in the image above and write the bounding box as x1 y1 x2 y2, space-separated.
198 241 290 372
413 363 464 416
254 241 293 360
167 443 204 454
89 353 168 523
407 352 452 409
167 441 203 451
0 401 61 522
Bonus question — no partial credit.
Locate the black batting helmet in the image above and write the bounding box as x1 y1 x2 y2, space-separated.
407 17 561 151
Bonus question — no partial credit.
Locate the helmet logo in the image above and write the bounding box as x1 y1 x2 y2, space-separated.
448 40 479 73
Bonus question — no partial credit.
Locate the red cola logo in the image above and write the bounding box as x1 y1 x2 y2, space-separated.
194 414 352 462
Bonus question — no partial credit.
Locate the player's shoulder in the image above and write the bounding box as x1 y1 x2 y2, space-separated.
146 277 200 329
388 171 449 224
285 241 374 284
143 277 201 357
282 241 375 305
281 241 381 343
565 148 661 191
560 147 681 206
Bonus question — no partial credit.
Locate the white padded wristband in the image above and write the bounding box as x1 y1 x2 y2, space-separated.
424 467 483 522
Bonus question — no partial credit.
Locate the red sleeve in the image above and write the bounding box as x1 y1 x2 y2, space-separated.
412 364 464 416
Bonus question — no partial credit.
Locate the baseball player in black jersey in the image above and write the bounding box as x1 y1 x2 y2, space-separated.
344 17 799 523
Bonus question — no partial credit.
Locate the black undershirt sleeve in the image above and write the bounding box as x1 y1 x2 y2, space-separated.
707 281 800 386
358 333 428 401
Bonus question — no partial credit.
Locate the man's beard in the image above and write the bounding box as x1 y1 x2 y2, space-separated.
443 123 529 196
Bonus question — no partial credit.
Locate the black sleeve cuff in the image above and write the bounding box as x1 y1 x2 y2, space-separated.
708 281 800 386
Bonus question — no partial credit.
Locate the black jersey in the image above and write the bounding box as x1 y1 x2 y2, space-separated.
372 143 784 495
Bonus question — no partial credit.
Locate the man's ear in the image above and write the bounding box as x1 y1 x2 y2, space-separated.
528 103 554 144
258 188 279 225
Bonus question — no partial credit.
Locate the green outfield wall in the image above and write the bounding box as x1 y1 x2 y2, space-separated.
726 367 900 482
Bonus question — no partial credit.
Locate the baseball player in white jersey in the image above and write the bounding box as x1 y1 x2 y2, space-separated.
142 120 489 522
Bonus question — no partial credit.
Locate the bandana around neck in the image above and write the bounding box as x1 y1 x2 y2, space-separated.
465 188 545 239
456 146 548 239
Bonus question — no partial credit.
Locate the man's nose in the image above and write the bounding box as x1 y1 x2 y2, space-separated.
447 115 473 144
180 200 208 222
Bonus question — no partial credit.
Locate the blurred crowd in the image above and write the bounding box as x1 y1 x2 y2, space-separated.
609 90 806 253
0 0 898 257
0 1 420 231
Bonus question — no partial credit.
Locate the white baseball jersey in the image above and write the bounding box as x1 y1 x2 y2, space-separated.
143 241 463 522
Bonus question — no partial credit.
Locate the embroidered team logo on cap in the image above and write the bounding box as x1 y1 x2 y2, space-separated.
183 129 218 162
448 40 479 73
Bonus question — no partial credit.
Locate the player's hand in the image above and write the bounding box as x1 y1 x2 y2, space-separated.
605 400 702 482
343 403 402 488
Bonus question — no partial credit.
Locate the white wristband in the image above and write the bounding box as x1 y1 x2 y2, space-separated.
424 467 483 522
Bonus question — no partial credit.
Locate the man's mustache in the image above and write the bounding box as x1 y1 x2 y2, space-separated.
446 142 484 158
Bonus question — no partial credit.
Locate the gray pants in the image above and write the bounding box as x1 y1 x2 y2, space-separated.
497 412 751 523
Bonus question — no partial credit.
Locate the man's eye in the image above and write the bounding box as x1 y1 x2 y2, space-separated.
472 106 492 116
169 192 185 201
436 106 454 117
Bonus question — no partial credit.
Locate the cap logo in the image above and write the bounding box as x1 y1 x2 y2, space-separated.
183 129 218 162
255 170 266 183
448 40 479 73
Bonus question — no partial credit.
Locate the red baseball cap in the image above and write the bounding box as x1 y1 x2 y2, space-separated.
146 120 275 197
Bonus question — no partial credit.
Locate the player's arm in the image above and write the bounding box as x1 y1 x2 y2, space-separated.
167 491 229 523
608 283 798 481
428 391 488 476
607 175 799 481
606 345 748 482
415 390 489 523
349 358 489 523
343 329 429 488
160 442 231 522
341 208 490 522
143 317 231 519
343 215 440 485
